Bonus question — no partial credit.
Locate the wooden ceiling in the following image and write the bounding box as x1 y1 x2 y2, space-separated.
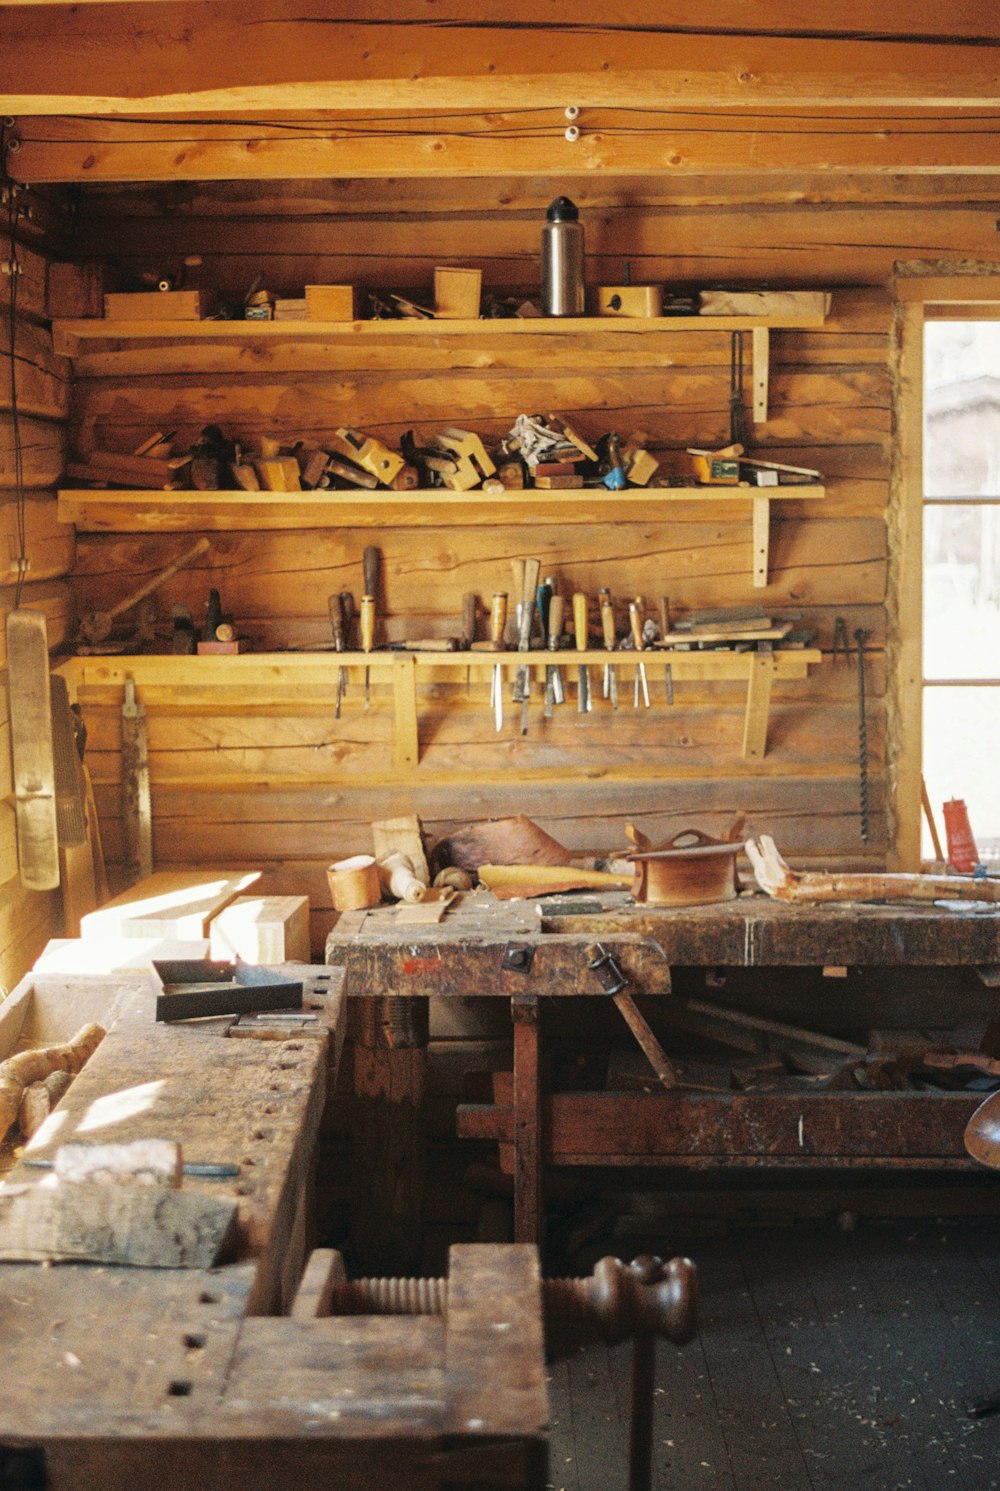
3 2 999 199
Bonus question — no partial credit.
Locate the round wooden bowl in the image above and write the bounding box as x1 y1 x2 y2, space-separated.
627 829 740 907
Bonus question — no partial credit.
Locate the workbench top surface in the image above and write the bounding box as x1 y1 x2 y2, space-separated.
326 890 1000 975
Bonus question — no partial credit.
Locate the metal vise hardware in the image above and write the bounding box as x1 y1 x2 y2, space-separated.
588 943 629 995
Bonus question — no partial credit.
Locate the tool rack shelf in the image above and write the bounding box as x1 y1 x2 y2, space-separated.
62 647 822 771
57 486 825 589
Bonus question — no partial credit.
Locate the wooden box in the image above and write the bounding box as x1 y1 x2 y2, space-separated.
209 894 311 965
305 284 359 321
104 290 205 320
434 267 482 319
596 284 662 318
80 870 261 942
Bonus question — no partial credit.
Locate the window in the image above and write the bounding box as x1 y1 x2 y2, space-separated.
922 321 1000 868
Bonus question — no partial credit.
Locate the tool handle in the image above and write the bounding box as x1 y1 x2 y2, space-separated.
363 545 380 600
599 590 616 650
536 581 552 647
329 593 345 651
548 593 564 651
340 591 355 649
360 595 376 654
490 592 508 647
629 600 645 652
462 592 478 649
105 536 210 623
573 593 589 652
510 559 525 608
519 559 540 650
658 596 671 639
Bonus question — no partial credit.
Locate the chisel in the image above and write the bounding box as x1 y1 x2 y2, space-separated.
462 591 478 694
629 597 651 709
535 577 552 717
329 592 347 719
362 546 380 706
516 558 541 734
658 595 674 705
573 592 592 713
490 591 507 732
508 558 524 654
545 592 565 717
599 587 618 709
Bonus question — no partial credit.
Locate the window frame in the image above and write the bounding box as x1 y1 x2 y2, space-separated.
894 276 1000 870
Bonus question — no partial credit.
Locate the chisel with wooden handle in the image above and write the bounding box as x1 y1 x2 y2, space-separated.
507 558 524 653
599 587 618 709
362 547 380 706
516 558 541 734
629 597 650 709
489 591 507 732
658 595 674 704
574 592 592 713
545 591 565 717
462 591 478 694
329 592 347 719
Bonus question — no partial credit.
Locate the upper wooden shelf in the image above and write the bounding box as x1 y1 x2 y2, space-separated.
51 313 827 357
58 484 825 587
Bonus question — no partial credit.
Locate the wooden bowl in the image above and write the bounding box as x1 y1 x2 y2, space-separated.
627 829 740 907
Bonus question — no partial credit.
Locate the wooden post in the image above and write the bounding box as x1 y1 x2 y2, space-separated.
742 643 775 761
348 994 428 1274
511 993 543 1252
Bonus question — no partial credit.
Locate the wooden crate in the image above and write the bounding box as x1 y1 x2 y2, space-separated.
304 284 358 320
209 894 311 964
104 289 205 320
434 267 481 319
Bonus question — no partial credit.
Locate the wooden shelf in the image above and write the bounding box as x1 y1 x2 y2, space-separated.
63 647 822 768
59 485 824 586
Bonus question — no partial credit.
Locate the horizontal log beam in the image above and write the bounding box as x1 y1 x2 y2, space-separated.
3 11 1000 114
13 111 1000 182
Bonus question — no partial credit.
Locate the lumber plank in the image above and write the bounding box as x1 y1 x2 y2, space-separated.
80 868 261 940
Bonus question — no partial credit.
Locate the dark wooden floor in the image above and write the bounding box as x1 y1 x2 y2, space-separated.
548 1220 1000 1491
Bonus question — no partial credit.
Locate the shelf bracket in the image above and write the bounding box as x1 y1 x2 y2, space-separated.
751 326 770 423
392 654 420 771
752 494 771 589
742 643 775 761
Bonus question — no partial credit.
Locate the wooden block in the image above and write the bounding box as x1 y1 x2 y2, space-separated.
210 895 311 965
596 284 662 317
434 267 482 319
54 1138 182 1188
305 284 358 321
533 474 583 489
103 290 205 320
0 1181 236 1267
80 870 260 942
196 639 246 654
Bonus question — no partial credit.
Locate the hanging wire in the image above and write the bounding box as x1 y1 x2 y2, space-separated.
2 124 28 608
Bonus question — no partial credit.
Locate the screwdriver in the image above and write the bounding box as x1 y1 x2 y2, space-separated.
574 592 592 713
658 595 674 705
329 592 347 719
599 587 618 709
362 547 380 706
490 591 507 732
629 597 651 709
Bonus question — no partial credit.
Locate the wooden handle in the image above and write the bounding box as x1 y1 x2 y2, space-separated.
340 591 355 648
510 558 525 608
658 596 671 638
328 592 345 650
629 600 644 651
363 545 380 599
360 594 375 653
462 592 478 648
519 559 540 649
490 592 507 647
548 593 564 650
573 593 589 652
105 536 210 623
599 589 616 650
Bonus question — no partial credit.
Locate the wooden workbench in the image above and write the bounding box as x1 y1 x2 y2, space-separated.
325 890 1000 1256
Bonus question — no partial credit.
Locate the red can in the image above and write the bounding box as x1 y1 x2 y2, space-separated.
942 798 979 874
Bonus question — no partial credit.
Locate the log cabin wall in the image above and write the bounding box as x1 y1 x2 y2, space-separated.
0 186 75 983
5 4 999 958
59 182 903 957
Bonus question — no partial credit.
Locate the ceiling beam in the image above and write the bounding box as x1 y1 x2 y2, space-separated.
12 111 1000 183
3 7 1000 115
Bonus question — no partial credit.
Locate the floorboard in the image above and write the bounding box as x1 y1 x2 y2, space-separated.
547 1220 1000 1491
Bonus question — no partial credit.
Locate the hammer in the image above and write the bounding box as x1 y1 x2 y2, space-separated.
78 537 211 645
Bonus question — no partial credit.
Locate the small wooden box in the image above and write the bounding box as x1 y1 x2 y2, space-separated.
596 285 662 318
434 267 482 319
103 290 205 321
210 894 311 965
305 284 359 321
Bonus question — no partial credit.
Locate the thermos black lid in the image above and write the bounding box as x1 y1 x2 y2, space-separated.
546 195 579 222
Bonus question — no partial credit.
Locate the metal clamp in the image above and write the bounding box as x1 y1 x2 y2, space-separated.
588 943 628 995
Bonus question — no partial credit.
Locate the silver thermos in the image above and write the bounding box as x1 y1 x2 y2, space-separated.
541 195 585 316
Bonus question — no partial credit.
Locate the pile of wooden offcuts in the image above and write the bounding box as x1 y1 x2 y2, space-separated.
0 1023 105 1144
